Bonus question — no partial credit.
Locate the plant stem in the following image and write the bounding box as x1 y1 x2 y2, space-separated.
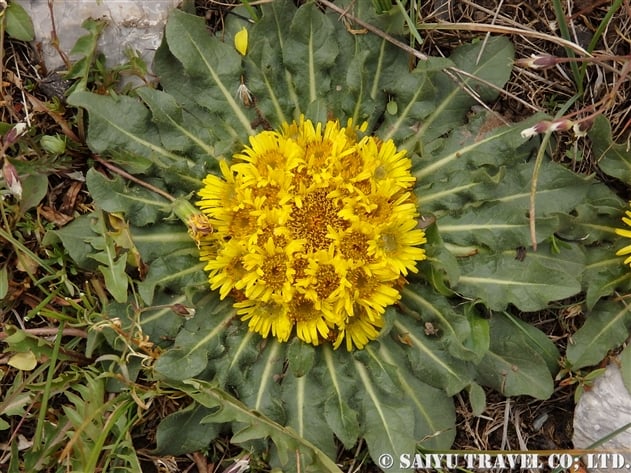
33 321 65 451
529 131 551 252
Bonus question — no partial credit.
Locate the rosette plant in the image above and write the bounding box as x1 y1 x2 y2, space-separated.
58 1 631 471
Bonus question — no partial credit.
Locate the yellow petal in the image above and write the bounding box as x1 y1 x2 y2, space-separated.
615 228 631 238
234 27 248 56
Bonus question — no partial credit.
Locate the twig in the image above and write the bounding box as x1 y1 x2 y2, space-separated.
415 22 592 57
94 155 175 202
0 326 88 340
316 0 429 61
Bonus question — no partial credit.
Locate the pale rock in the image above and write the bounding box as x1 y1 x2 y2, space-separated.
16 0 180 73
573 363 631 472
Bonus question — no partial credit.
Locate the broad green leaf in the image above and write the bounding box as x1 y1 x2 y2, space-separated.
287 338 315 377
88 211 129 303
557 181 625 245
130 223 196 263
67 92 183 169
353 355 416 473
591 114 631 182
415 113 541 184
391 317 474 395
137 255 205 305
154 403 220 456
464 304 491 362
164 10 253 137
439 205 559 253
4 2 35 41
237 341 286 423
377 341 456 450
50 213 98 269
318 347 361 450
501 312 560 374
86 169 171 226
405 36 514 147
95 252 128 303
179 379 342 472
283 3 338 112
136 87 215 157
475 314 555 399
282 372 337 459
137 293 187 345
242 0 297 127
401 284 478 361
154 293 231 380
455 243 584 312
583 245 631 310
566 299 631 369
212 330 260 388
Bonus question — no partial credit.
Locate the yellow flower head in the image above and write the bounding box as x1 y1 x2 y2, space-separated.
195 116 427 350
615 202 631 266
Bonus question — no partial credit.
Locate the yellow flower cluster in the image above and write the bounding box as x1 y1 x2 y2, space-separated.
195 117 426 350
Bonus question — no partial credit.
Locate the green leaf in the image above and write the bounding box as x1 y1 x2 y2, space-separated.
406 36 514 147
179 379 342 472
240 1 297 127
352 354 416 473
4 2 35 41
318 347 361 450
88 211 129 303
464 305 491 364
287 338 315 377
136 293 186 344
50 213 98 270
282 372 337 460
154 293 231 380
475 314 555 399
86 169 171 226
502 312 559 374
67 92 183 169
0 265 8 299
467 382 487 417
391 316 474 395
430 158 590 249
377 341 456 450
154 403 220 456
237 341 286 423
20 174 48 213
131 223 196 264
455 243 584 312
401 284 479 361
566 299 631 369
591 114 631 182
283 3 339 111
95 251 128 303
583 245 631 310
135 87 215 157
137 255 205 305
163 10 253 137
